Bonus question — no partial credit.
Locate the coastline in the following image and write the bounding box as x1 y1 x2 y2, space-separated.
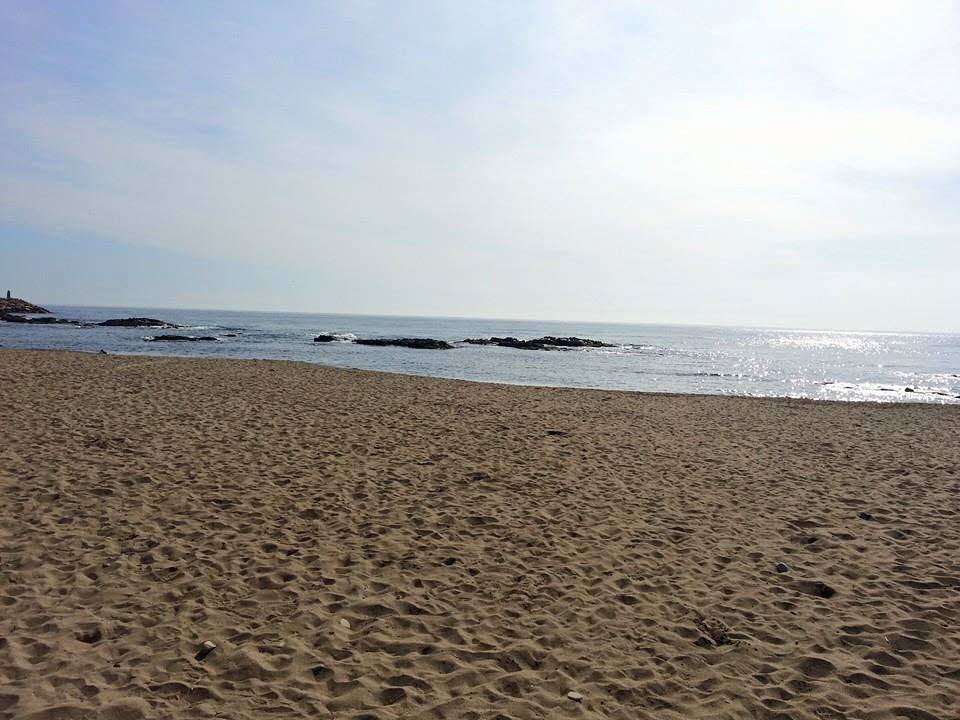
3 308 957 405
3 346 956 407
1 349 958 719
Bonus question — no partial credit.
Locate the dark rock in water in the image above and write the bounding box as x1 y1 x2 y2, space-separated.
0 313 81 325
356 338 453 350
0 297 50 314
462 336 613 350
99 317 178 328
144 335 218 342
313 334 337 342
904 387 915 393
538 336 614 348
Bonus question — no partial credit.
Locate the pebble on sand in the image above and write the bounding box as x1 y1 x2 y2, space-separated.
339 618 351 629
567 691 583 702
775 562 791 573
194 640 217 661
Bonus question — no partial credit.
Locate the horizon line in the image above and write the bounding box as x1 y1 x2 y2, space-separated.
24 299 959 337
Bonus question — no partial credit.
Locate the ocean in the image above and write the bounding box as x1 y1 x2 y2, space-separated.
2 305 958 404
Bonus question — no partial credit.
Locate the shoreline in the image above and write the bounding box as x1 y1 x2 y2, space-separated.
1 348 958 719
24 302 960 335
4 347 957 409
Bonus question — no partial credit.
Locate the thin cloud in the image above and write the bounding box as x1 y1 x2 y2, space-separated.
1 1 957 329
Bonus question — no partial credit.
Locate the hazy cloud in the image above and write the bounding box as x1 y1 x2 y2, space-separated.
2 1 958 329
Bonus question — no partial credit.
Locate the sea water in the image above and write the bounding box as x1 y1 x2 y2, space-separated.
1 305 958 404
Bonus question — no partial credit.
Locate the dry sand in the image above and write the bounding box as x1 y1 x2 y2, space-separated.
0 349 958 720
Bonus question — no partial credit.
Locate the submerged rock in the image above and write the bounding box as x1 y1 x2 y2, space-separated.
144 335 218 342
462 336 614 350
99 317 178 328
0 313 81 325
313 334 337 342
356 338 453 350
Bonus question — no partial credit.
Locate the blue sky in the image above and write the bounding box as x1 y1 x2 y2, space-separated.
2 1 958 331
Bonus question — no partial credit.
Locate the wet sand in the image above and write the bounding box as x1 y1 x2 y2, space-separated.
0 349 958 720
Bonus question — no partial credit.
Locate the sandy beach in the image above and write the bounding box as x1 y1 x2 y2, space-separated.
0 348 957 720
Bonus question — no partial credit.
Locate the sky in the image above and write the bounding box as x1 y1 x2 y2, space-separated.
1 1 958 331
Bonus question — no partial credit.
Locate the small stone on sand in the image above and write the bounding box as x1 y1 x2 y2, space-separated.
775 562 791 573
339 618 351 629
567 691 583 702
194 640 217 661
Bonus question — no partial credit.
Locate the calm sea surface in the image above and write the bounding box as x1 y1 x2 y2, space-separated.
2 305 958 404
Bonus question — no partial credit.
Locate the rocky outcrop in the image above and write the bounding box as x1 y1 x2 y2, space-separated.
462 336 614 350
0 298 50 314
144 335 218 342
313 334 337 342
1 313 183 329
0 313 81 325
356 338 453 350
99 318 179 328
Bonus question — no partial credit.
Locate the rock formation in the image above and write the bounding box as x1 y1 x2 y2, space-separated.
462 336 614 350
0 297 50 314
143 335 218 342
99 318 179 328
0 313 81 325
355 338 453 350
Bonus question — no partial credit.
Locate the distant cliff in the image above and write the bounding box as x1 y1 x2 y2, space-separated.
0 297 50 314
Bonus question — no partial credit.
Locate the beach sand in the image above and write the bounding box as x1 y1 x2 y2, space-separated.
1 349 958 720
